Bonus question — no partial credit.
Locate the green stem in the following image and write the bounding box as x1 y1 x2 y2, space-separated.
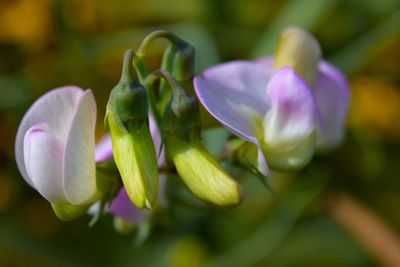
133 56 162 130
145 69 186 98
137 30 181 57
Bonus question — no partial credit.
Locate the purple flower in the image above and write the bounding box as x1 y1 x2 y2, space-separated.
194 27 348 174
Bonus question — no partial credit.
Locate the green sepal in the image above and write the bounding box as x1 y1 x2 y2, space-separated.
51 202 90 221
232 141 273 193
105 49 149 133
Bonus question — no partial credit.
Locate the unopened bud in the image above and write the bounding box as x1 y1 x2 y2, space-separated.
167 136 243 207
106 49 148 132
171 41 195 82
105 50 158 209
153 70 200 141
163 93 201 141
274 26 321 86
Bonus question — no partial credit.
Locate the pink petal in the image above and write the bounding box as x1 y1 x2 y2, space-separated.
95 134 113 162
149 114 164 166
108 188 149 223
15 86 85 187
314 61 349 148
194 61 273 138
263 67 318 169
63 90 97 204
194 61 273 175
24 123 67 203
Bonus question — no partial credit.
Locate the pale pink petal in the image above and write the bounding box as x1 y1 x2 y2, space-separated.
194 61 273 175
148 114 164 166
24 123 67 203
194 60 273 139
314 61 349 148
95 134 112 162
15 86 84 187
263 67 318 169
63 90 97 204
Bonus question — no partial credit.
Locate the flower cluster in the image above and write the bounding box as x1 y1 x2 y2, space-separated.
15 27 348 232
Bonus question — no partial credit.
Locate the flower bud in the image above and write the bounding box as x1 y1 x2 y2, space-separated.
106 114 159 209
141 30 195 83
106 49 148 132
166 136 243 207
105 50 158 209
170 41 196 82
154 70 201 141
274 26 321 86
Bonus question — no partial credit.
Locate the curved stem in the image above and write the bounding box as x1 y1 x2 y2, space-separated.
145 69 186 98
137 30 181 57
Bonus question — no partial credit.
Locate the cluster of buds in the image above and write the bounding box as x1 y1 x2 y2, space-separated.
15 27 348 232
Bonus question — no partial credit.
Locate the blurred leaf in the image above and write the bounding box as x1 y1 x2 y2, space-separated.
251 0 337 57
206 167 328 267
0 76 29 109
266 217 371 267
329 9 400 73
86 23 219 73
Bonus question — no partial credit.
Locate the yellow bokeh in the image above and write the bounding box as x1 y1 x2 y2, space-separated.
349 76 400 140
0 0 53 50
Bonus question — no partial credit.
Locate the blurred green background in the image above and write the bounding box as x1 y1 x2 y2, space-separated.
0 0 399 266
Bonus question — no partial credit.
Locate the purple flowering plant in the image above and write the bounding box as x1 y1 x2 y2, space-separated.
15 27 348 235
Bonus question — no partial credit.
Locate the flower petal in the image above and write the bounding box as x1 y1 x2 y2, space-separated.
24 123 67 203
15 86 84 187
108 188 148 223
95 134 113 162
194 61 272 175
194 60 274 140
149 114 164 166
314 61 349 148
263 67 317 170
63 90 97 205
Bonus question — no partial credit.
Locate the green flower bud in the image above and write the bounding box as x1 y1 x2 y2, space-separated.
171 41 195 82
105 49 148 132
139 30 195 82
147 69 200 141
162 88 201 141
105 49 158 209
166 135 243 207
274 26 321 86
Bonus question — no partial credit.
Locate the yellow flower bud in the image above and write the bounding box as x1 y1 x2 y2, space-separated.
274 26 321 86
167 136 243 207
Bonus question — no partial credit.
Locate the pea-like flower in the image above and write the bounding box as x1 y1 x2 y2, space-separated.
194 27 348 174
15 86 99 211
